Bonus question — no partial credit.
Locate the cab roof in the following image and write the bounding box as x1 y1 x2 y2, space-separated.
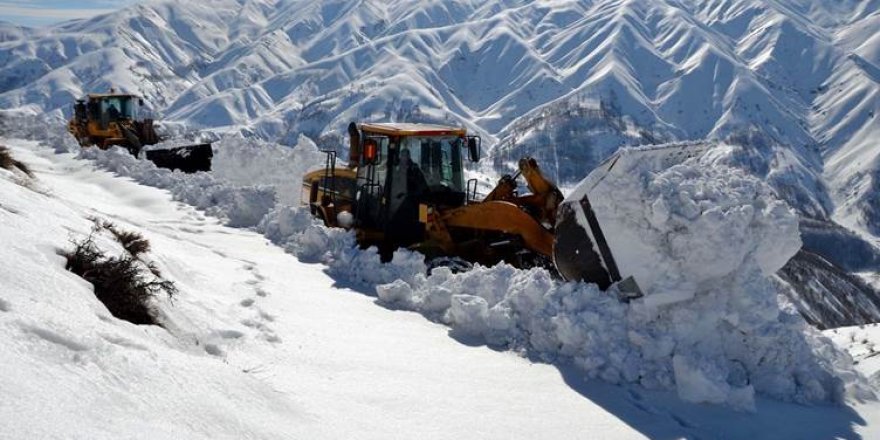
359 122 466 137
87 93 138 99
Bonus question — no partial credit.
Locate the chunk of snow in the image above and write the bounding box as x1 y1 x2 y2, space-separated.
673 354 756 412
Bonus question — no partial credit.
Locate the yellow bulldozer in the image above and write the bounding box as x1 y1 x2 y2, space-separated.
303 121 705 293
68 92 213 173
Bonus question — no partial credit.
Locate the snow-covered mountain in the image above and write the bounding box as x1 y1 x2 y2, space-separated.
1 0 877 210
2 0 880 325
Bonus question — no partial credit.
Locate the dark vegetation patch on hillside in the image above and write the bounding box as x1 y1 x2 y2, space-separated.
63 221 175 326
0 145 31 176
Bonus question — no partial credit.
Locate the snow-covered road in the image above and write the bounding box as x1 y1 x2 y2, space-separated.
3 139 880 439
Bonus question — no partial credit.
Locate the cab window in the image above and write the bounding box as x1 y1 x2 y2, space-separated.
100 97 134 119
401 136 464 192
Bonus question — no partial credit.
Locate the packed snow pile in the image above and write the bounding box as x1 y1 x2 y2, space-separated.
389 152 873 409
0 111 79 154
77 135 323 228
258 205 426 287
260 150 873 410
580 145 803 313
211 134 325 205
80 146 274 228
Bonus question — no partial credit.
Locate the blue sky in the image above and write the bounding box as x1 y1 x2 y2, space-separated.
0 0 139 27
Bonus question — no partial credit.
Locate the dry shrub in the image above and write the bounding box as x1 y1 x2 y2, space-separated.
91 218 152 257
109 227 151 256
63 234 176 326
0 146 32 177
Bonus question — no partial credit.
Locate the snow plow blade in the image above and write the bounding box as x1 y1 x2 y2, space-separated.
144 143 213 173
552 143 710 292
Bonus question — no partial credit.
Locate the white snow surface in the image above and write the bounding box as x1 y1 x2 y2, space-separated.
4 134 880 438
209 133 325 205
70 126 874 410
826 323 880 389
581 144 801 309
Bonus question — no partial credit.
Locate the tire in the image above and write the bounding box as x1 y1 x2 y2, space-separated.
426 256 473 275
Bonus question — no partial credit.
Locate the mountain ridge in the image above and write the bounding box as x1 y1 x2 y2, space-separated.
2 0 880 327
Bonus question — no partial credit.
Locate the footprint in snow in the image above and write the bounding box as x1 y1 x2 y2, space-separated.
241 315 280 343
670 414 698 430
626 389 661 415
100 334 149 351
0 203 20 214
25 325 89 352
623 388 701 436
204 343 224 356
240 298 255 307
0 298 10 312
218 329 244 339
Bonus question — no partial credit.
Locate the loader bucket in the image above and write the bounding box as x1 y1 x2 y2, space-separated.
144 143 213 173
553 196 618 289
552 142 711 290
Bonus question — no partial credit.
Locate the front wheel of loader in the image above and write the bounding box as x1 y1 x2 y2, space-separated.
426 256 473 275
120 125 143 156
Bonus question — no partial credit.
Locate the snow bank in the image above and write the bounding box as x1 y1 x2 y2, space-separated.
1 111 324 223
257 205 426 287
0 111 78 153
257 150 872 410
76 133 323 228
210 134 324 205
80 146 275 228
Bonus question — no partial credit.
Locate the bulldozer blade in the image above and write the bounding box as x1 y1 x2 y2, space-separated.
615 276 643 302
552 194 618 289
571 142 711 197
144 143 213 173
553 142 711 291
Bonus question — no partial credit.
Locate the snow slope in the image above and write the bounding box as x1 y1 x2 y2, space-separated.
0 139 647 439
5 129 880 439
827 323 880 389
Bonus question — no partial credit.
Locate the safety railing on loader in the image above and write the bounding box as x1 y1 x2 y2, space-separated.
356 183 383 228
466 178 479 204
321 150 338 205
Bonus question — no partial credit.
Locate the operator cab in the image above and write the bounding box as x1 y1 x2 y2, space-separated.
80 94 141 129
358 123 470 201
310 121 480 255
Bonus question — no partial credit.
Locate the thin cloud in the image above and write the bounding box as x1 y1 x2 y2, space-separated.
0 4 115 19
